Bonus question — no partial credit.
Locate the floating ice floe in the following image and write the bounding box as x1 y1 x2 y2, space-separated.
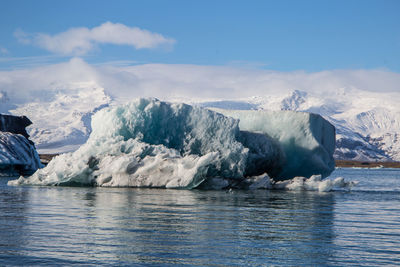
272 175 358 192
200 174 357 192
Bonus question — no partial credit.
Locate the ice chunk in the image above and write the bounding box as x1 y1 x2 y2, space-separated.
273 175 357 192
0 132 42 175
198 174 355 192
211 109 335 180
9 99 248 187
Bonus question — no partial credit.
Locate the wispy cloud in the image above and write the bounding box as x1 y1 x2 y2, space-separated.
0 55 70 70
0 46 9 55
14 22 176 56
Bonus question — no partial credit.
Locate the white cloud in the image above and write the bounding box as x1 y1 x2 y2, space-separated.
15 22 176 56
1 58 399 107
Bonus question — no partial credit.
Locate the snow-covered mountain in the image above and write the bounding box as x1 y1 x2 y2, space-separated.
1 59 399 161
10 83 111 154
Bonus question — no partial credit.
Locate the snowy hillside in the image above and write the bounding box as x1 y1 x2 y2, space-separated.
11 83 111 154
0 59 399 161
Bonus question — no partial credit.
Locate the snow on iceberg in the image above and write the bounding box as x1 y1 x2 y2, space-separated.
9 98 336 188
211 109 336 180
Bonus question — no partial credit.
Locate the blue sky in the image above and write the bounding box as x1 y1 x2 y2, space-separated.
0 0 399 71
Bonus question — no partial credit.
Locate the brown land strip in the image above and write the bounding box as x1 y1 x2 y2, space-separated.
39 154 59 165
335 160 400 168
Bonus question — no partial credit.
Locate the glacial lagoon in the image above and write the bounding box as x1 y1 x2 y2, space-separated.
1 168 399 266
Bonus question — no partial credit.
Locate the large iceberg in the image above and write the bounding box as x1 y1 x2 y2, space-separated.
9 98 335 188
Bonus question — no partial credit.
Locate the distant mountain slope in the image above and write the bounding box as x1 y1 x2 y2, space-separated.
10 83 111 154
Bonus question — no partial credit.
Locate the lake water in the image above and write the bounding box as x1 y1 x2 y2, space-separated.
1 168 400 266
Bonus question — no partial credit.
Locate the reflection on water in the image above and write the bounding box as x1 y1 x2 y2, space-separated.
1 179 336 266
1 168 400 266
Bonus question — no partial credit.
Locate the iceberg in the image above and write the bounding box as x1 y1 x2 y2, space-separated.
0 132 42 175
9 98 335 188
0 114 42 175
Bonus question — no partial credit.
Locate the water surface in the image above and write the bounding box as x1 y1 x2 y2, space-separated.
1 168 400 266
